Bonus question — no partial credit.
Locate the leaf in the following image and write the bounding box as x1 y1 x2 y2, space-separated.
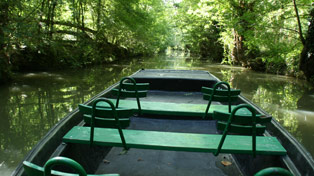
137 158 143 161
103 159 110 164
119 149 128 155
221 160 232 166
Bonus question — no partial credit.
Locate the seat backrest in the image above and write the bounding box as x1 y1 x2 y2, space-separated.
111 78 149 98
120 82 150 92
89 98 128 150
213 111 272 135
79 104 133 118
201 85 241 102
202 81 241 119
23 156 119 176
111 89 147 98
112 77 149 115
201 86 241 102
214 104 260 157
78 104 132 128
254 167 293 176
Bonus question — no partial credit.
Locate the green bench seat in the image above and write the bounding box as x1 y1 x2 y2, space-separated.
98 99 252 118
63 126 287 156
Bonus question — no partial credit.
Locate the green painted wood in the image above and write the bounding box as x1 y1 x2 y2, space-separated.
213 110 271 135
63 126 287 156
214 104 260 157
203 82 239 118
111 89 147 98
254 167 293 176
83 115 130 129
213 111 272 124
120 83 150 91
201 87 241 96
217 122 266 135
23 161 119 176
99 99 252 117
203 94 239 102
79 104 133 118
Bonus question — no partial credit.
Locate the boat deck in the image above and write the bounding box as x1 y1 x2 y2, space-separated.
95 117 242 176
142 90 207 104
132 69 217 80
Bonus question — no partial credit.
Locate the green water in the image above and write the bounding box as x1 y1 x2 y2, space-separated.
1 51 314 175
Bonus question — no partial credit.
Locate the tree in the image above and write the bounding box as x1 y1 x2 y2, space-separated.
0 0 172 81
176 0 312 75
0 1 12 83
299 8 314 81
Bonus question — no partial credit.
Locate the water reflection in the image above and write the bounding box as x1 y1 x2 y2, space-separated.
1 52 314 175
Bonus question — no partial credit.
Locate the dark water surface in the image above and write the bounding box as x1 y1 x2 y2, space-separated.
1 51 314 175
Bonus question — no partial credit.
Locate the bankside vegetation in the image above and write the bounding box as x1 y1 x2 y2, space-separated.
0 0 313 83
0 0 173 83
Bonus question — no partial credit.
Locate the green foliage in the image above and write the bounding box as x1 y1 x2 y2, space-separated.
0 0 173 81
175 0 313 75
1 0 314 82
174 0 223 61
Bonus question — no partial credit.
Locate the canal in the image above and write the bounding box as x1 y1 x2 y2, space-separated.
1 51 314 175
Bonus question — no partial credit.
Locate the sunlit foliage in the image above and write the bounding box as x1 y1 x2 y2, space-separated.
176 0 313 75
1 0 314 83
0 0 173 82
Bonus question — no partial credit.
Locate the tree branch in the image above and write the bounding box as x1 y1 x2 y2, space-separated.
40 20 97 34
292 0 305 45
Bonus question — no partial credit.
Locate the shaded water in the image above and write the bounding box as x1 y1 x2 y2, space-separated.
1 51 314 175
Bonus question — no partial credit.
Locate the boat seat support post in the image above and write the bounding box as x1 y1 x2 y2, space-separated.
91 98 128 150
214 104 257 157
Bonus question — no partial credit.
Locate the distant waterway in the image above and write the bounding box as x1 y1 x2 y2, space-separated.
1 51 314 175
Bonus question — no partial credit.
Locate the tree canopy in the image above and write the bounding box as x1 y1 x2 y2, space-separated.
175 0 313 75
0 0 314 83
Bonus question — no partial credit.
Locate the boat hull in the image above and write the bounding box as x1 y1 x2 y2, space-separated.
12 69 314 176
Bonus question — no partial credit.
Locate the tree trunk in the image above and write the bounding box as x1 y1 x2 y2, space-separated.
96 0 101 31
230 1 250 66
46 0 51 37
38 0 46 35
0 1 11 83
232 30 246 65
0 2 9 49
299 9 314 81
50 0 57 38
80 1 85 33
292 0 305 45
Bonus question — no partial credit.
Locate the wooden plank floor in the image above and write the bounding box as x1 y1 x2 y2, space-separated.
98 99 252 117
63 126 287 155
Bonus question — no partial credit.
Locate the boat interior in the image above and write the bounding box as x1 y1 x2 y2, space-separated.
20 70 296 176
